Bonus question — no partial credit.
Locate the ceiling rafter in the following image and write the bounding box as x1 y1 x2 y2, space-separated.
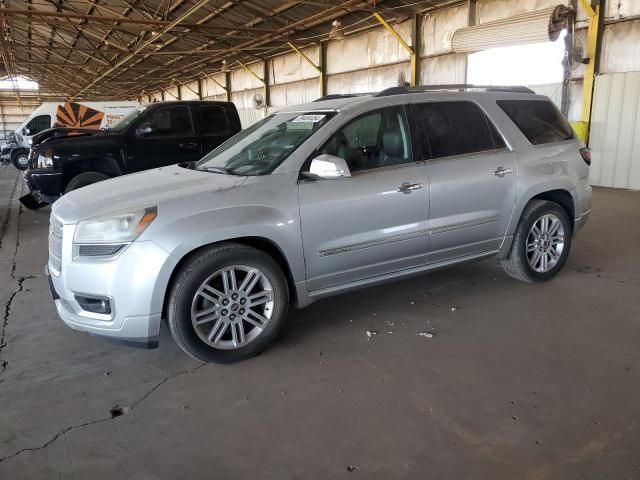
0 0 445 100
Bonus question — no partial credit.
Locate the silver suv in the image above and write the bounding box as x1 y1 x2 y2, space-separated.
47 86 592 363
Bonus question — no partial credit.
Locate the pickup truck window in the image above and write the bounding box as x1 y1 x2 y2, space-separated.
150 106 193 135
199 105 229 134
111 106 147 132
197 112 335 176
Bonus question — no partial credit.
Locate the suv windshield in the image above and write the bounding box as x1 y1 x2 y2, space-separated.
196 111 335 176
110 106 147 133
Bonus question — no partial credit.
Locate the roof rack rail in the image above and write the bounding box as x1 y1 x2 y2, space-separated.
313 93 371 102
374 84 535 97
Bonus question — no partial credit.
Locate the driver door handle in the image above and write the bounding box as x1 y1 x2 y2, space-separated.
179 142 199 149
492 167 513 178
397 182 423 194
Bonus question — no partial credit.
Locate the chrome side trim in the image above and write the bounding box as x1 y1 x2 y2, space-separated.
430 215 499 235
318 228 429 257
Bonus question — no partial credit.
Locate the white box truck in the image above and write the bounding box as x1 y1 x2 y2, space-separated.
11 100 139 169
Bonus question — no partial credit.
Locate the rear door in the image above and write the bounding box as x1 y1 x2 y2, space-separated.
411 100 517 263
197 104 234 155
298 105 430 292
126 104 201 172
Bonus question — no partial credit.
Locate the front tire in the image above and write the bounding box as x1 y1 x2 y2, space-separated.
65 172 110 193
11 150 29 170
501 200 572 282
167 243 289 363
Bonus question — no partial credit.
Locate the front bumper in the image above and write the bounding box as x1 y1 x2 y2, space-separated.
23 168 62 205
46 230 177 348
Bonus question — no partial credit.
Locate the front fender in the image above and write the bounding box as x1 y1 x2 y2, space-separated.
146 204 306 314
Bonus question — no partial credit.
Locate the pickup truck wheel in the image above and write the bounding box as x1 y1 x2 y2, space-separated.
501 200 572 282
167 243 289 363
65 172 110 193
11 150 29 170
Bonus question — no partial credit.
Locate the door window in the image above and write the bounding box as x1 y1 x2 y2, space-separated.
24 115 51 135
149 106 193 135
199 105 228 134
413 101 503 159
319 106 411 173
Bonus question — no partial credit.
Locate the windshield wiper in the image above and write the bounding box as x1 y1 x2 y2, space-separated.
198 165 231 175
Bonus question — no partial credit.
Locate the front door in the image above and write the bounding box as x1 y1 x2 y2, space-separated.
410 100 518 263
298 105 430 292
127 104 201 172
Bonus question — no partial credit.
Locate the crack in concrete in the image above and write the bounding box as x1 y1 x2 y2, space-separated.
0 363 206 463
0 276 34 375
0 200 35 379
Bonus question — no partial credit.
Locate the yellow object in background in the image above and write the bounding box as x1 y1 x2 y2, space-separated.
571 121 589 143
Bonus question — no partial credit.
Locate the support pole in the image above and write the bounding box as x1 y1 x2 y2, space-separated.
319 41 327 97
411 14 421 86
263 61 270 110
580 0 602 124
225 71 231 103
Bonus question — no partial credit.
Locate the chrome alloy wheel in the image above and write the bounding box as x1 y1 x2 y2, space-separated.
526 213 565 273
191 266 274 350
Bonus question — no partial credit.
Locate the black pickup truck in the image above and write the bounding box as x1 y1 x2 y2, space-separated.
21 101 241 209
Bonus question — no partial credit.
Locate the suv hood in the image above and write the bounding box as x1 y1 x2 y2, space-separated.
53 164 246 223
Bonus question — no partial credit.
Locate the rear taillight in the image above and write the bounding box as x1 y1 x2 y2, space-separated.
579 147 591 166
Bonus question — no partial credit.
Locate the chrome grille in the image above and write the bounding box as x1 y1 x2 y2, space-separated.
49 216 63 274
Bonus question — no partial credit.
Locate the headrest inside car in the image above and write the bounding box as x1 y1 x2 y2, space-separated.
382 130 404 158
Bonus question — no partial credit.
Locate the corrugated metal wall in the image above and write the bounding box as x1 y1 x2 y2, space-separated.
589 72 640 190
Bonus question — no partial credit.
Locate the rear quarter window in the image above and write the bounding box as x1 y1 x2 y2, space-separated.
497 99 574 145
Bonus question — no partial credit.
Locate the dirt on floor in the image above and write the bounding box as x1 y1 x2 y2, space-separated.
0 163 639 479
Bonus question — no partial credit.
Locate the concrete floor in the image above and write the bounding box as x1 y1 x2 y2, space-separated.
0 163 639 480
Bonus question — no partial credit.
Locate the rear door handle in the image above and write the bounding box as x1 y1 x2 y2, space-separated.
492 167 513 178
397 182 423 194
179 142 199 149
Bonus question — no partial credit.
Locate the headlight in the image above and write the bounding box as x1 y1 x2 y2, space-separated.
74 206 157 244
37 149 53 169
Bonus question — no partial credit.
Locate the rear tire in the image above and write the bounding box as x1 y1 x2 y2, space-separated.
167 243 289 364
64 172 110 193
501 200 572 282
11 150 29 170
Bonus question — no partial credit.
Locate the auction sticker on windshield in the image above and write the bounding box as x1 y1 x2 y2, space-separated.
292 114 326 123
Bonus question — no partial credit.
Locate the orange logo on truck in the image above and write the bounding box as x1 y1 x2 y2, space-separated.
54 102 104 129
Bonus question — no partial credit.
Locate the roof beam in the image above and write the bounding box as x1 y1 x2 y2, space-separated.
0 8 279 33
74 0 215 96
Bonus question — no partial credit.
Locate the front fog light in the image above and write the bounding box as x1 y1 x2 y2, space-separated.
75 294 112 315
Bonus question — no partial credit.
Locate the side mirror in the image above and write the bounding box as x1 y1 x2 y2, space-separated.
136 122 154 136
309 154 351 179
23 128 31 135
